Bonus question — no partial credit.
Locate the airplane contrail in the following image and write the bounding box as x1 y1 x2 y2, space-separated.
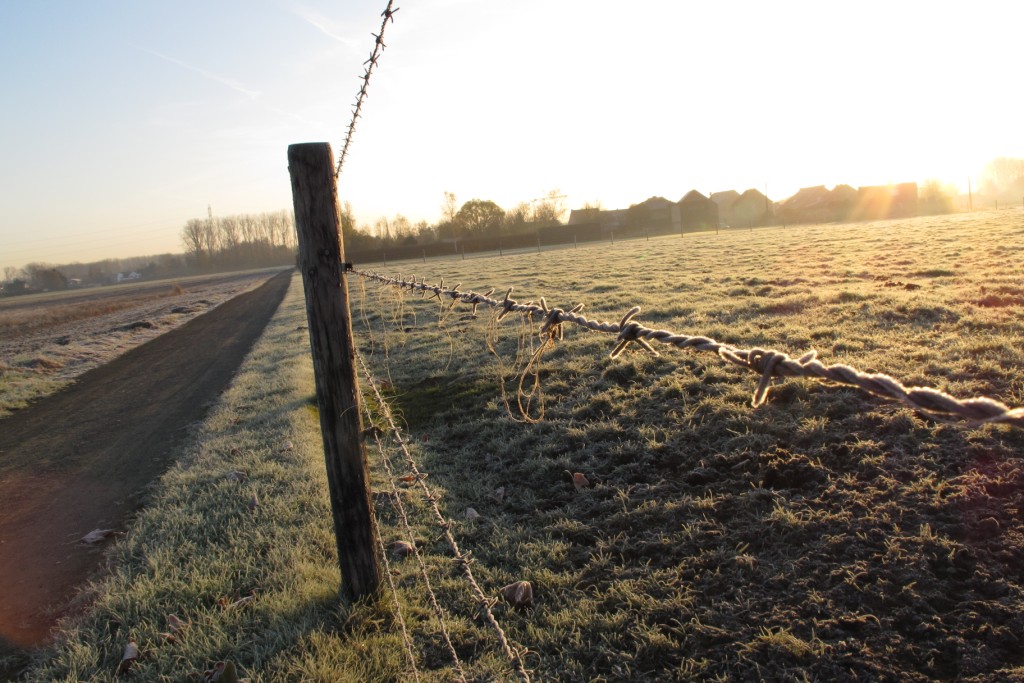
142 48 261 100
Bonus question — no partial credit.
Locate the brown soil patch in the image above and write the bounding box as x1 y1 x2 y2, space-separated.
0 271 291 668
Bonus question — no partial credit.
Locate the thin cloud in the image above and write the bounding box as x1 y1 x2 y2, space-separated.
290 5 358 50
142 48 261 100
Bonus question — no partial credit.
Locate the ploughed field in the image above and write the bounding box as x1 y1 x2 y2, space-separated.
0 269 287 417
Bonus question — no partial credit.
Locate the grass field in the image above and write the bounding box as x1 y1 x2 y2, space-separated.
16 210 1024 681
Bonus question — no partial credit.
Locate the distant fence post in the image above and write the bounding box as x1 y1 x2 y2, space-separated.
287 142 380 602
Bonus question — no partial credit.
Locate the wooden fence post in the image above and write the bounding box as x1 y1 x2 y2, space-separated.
287 142 380 601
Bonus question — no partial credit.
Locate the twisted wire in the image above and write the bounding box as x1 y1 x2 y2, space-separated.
336 1 399 177
358 351 534 683
354 269 1024 429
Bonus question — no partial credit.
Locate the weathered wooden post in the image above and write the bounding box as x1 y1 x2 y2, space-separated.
287 142 380 601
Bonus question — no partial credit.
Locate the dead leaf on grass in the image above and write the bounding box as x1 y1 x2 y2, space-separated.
491 486 506 503
390 540 415 559
247 494 259 510
224 470 247 482
201 660 241 682
397 473 426 484
567 471 591 489
81 528 115 544
465 507 480 521
166 613 188 632
280 440 293 452
218 591 258 610
501 581 534 609
115 641 139 675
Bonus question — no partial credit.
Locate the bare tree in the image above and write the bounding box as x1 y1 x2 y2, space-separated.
442 191 458 224
181 218 206 264
219 215 241 251
532 189 567 227
504 202 531 234
374 216 393 242
980 157 1024 199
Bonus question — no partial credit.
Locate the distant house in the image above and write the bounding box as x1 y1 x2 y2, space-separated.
710 190 740 227
674 190 719 231
562 207 627 240
732 188 773 227
830 184 859 219
627 196 674 233
777 185 842 224
567 208 601 226
116 271 141 283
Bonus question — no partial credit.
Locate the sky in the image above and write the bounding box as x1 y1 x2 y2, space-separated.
1 0 1021 269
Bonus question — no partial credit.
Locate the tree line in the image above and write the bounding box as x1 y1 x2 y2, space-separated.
341 189 569 250
1 254 191 296
0 209 298 296
180 208 296 272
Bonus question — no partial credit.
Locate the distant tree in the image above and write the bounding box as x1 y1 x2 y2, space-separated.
531 189 567 227
437 191 460 240
504 202 531 234
980 157 1024 198
219 215 241 252
28 266 68 291
392 214 412 242
442 191 459 225
414 220 435 243
3 266 17 282
374 216 393 242
181 218 207 267
920 179 956 215
339 201 360 243
456 199 504 237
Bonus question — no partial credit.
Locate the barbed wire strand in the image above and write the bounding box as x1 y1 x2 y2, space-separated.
366 425 469 683
370 506 422 683
354 269 1024 429
335 1 399 177
357 351 534 683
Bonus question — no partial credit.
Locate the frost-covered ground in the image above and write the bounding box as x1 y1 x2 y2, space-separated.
0 269 288 417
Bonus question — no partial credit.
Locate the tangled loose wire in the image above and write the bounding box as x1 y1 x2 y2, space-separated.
354 269 1024 429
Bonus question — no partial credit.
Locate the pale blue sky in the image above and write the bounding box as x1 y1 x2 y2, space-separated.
1 0 1020 268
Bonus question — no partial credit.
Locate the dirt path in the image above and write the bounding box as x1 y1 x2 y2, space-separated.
0 271 292 659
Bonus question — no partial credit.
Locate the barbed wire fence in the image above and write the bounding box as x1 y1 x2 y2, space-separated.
335 1 398 177
352 267 1024 430
358 352 535 683
313 4 539 679
315 2 1017 679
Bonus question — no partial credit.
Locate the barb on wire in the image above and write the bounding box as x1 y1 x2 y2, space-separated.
353 268 1024 429
336 1 399 177
358 352 534 683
